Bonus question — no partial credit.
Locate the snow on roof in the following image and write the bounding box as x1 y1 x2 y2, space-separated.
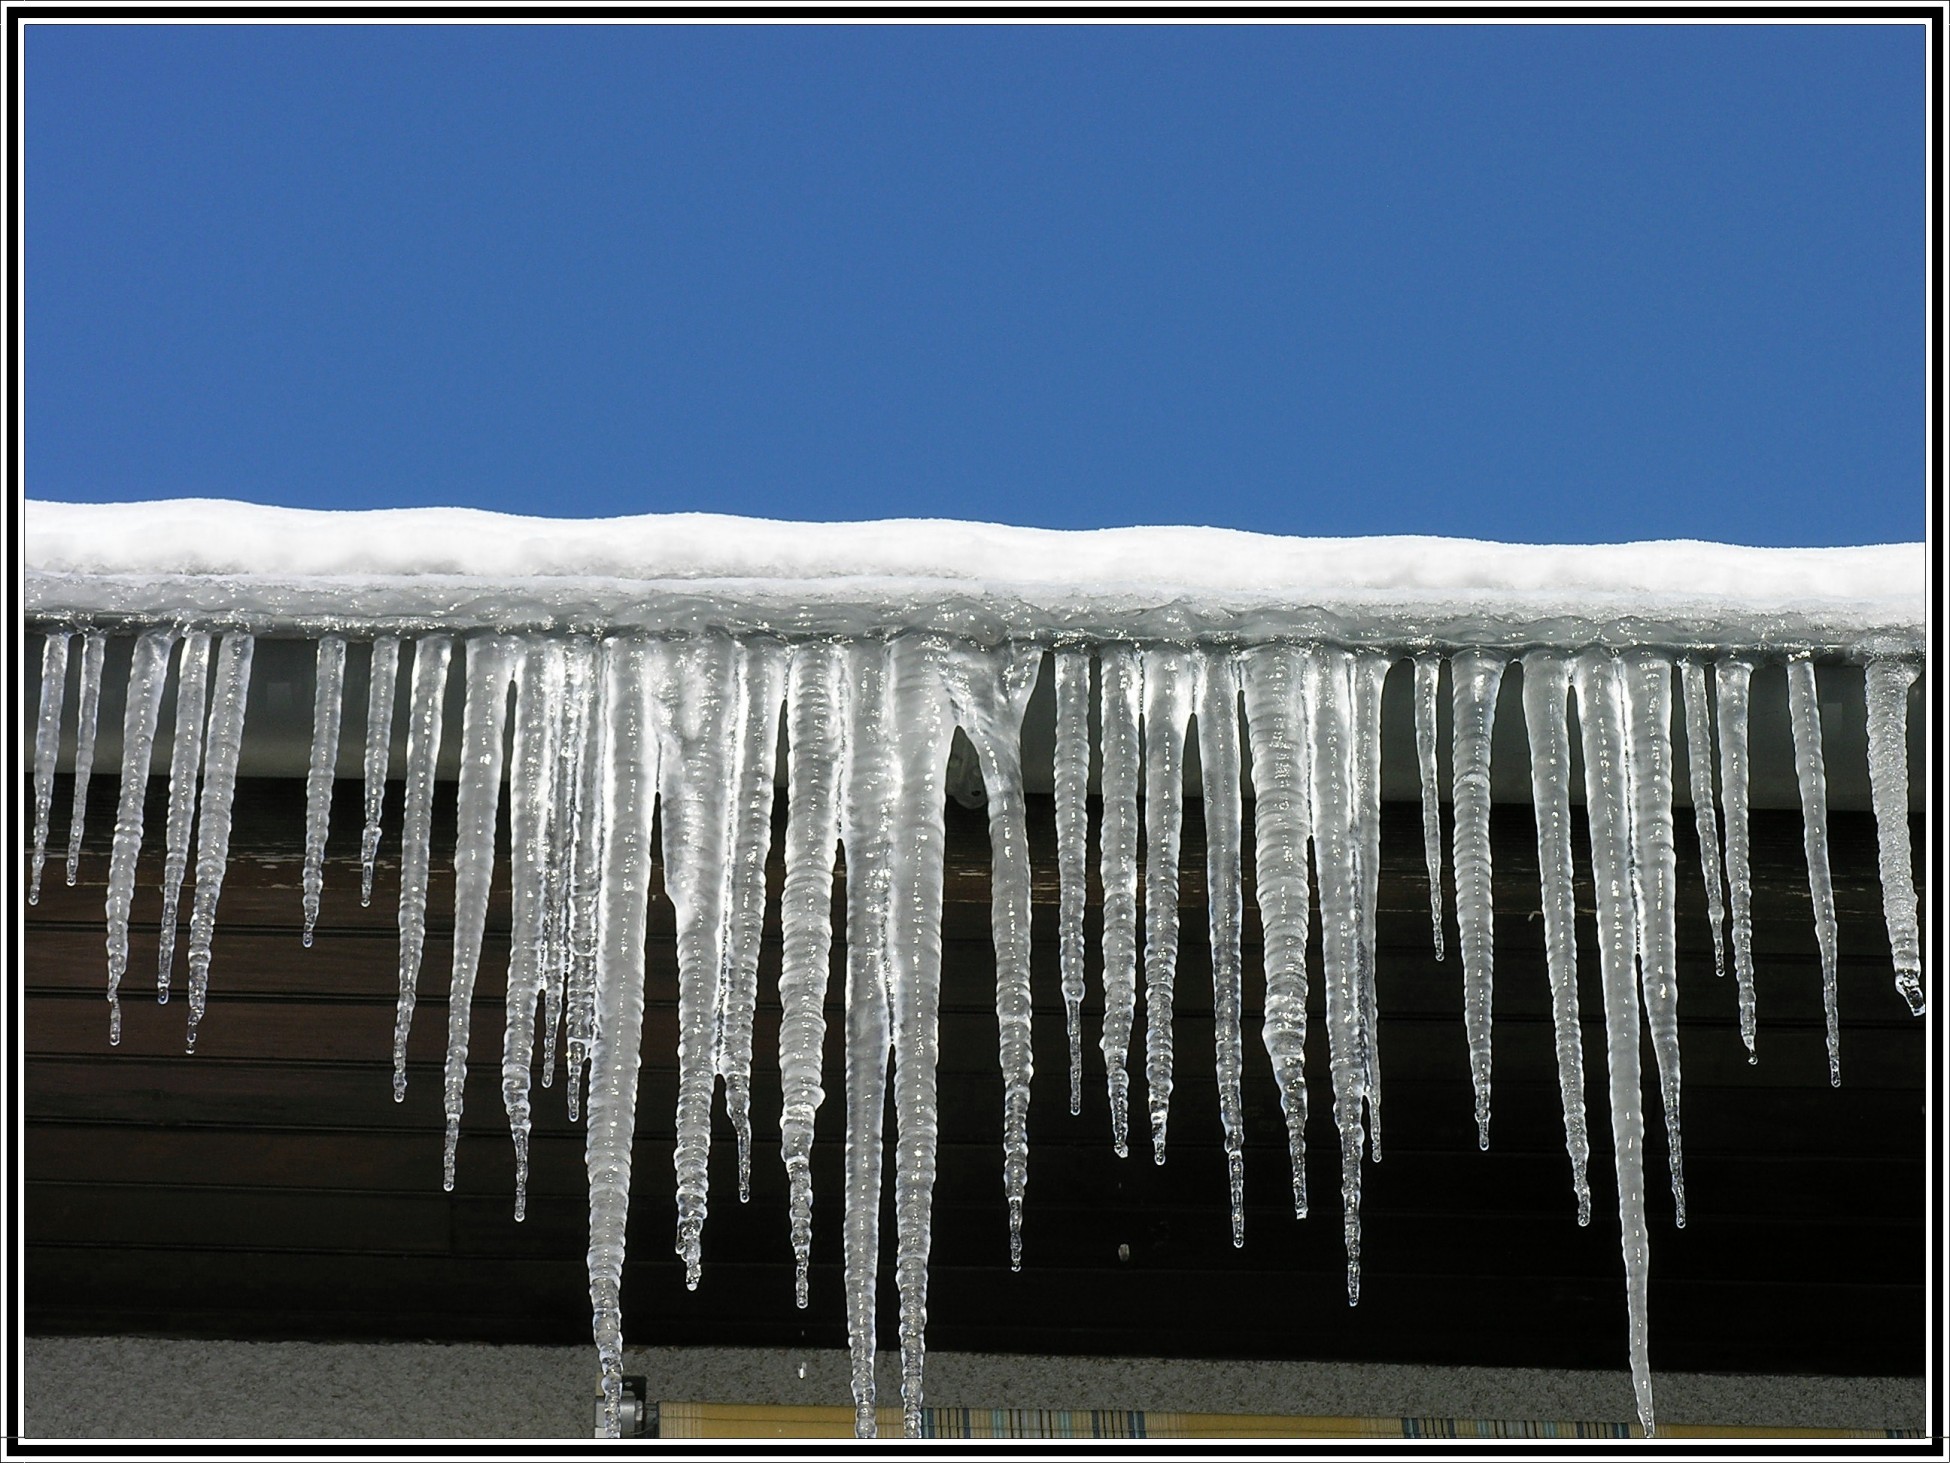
24 498 1924 654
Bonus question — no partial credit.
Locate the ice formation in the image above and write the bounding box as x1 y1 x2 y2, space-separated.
1715 656 1761 1058
24 500 1926 1442
154 632 211 1006
300 636 346 947
102 629 174 1045
1449 649 1505 1150
1241 645 1313 1221
1519 652 1591 1225
182 633 253 1056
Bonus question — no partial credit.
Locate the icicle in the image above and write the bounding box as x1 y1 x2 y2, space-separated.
1518 652 1591 1225
779 641 846 1306
1623 651 1685 1226
1865 659 1922 1014
440 635 519 1190
587 638 656 1440
392 635 453 1101
719 641 788 1205
1785 658 1841 1086
1140 645 1194 1165
1304 647 1367 1305
1677 660 1728 982
29 630 73 906
1196 649 1248 1245
359 637 401 908
63 631 108 888
1097 645 1143 1158
1714 657 1758 1059
1052 648 1091 1116
942 641 1044 1270
184 633 254 1055
1350 652 1389 1161
156 633 211 1004
650 635 741 1288
888 634 956 1436
839 639 897 1438
709 653 752 1180
1241 644 1312 1219
300 636 347 948
535 652 574 1090
564 638 609 1123
1413 651 1445 961
103 630 177 1044
1572 651 1657 1438
503 637 562 1220
1449 649 1505 1149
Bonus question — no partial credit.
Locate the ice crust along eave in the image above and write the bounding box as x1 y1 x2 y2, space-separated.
25 567 1922 654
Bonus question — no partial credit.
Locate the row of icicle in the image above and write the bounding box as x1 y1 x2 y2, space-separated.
28 626 1923 1440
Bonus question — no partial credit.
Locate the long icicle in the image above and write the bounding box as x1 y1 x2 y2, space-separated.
392 635 453 1100
1097 645 1144 1158
441 635 519 1190
300 635 347 948
779 640 846 1306
709 650 753 1194
1573 650 1657 1438
1677 660 1728 981
1519 652 1592 1224
1623 651 1685 1225
184 633 255 1054
534 646 574 1091
1305 646 1367 1306
104 629 177 1044
1351 652 1389 1160
650 635 741 1289
1197 648 1249 1245
1715 656 1759 1060
1413 651 1446 961
840 638 897 1438
1052 648 1091 1116
63 631 108 888
156 633 212 1004
942 641 1045 1269
720 640 788 1205
502 636 560 1220
564 638 610 1123
1864 659 1923 1014
1141 645 1195 1165
359 636 402 908
29 630 73 905
1450 649 1506 1149
587 637 656 1440
888 633 955 1436
1241 643 1312 1219
1785 657 1842 1086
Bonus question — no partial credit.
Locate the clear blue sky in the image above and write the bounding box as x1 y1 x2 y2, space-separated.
25 22 1925 544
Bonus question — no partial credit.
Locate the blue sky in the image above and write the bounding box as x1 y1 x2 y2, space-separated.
25 22 1925 544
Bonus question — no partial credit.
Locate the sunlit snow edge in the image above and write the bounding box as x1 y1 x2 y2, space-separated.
25 499 1923 653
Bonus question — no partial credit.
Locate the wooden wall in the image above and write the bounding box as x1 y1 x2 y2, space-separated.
24 773 1925 1377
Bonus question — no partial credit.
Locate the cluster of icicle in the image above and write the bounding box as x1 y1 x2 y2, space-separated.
30 625 1923 1441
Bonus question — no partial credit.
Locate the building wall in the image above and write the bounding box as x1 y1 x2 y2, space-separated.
23 775 1926 1382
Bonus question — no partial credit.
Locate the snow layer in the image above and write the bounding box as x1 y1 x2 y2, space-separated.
26 499 1922 653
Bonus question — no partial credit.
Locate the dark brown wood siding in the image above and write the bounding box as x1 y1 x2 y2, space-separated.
24 775 1925 1376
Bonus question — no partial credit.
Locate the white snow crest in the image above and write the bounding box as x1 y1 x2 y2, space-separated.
26 500 1921 650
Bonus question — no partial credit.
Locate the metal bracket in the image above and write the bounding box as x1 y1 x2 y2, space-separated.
594 1376 652 1438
